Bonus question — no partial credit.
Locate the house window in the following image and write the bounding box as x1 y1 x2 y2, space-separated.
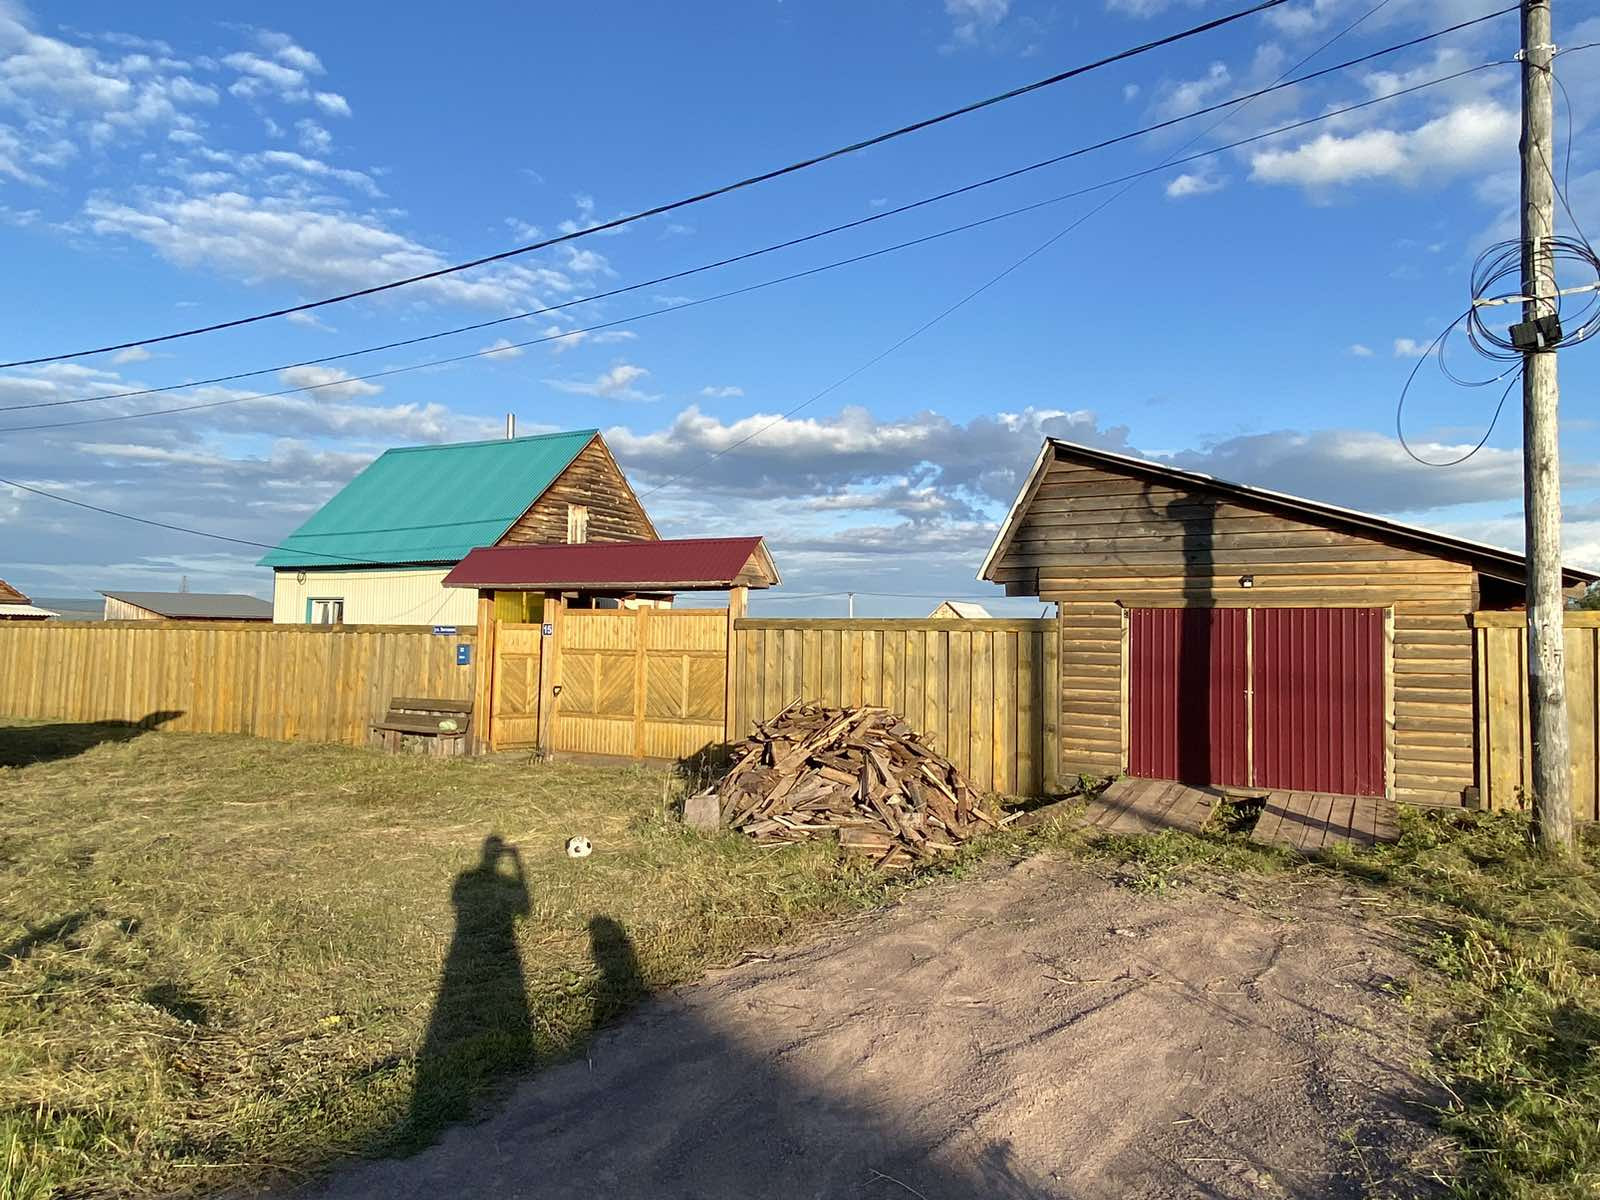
567 504 589 544
310 597 345 625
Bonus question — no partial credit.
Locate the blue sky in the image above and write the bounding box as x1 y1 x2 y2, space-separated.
2 0 1598 616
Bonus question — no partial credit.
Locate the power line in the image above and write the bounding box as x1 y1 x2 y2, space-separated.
1 1 1290 370
5 4 1515 416
0 474 400 567
0 62 1509 434
636 0 1465 501
0 26 1519 551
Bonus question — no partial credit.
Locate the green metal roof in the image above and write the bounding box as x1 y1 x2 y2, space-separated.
258 430 598 569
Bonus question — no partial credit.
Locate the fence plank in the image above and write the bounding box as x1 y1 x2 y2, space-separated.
721 618 1054 797
1475 614 1600 819
0 622 474 746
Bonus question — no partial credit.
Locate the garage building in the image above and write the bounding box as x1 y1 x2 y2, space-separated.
981 438 1598 808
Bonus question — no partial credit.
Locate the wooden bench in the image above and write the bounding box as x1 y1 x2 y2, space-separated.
370 697 473 756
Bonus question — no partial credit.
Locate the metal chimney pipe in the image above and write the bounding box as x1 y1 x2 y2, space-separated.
505 413 516 439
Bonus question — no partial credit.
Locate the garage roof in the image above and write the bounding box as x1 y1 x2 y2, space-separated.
443 537 780 591
101 591 273 620
980 438 1600 588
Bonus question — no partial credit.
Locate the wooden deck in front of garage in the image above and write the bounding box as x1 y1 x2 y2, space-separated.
1078 777 1399 853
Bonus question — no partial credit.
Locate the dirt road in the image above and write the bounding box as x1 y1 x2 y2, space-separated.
296 855 1442 1199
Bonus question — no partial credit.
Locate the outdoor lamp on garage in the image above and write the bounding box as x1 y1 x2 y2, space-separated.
1239 574 1254 589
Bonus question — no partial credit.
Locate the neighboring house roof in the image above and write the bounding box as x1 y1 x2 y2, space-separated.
929 601 992 619
0 603 58 618
101 591 273 620
980 438 1600 588
257 430 601 569
443 537 781 591
0 578 56 617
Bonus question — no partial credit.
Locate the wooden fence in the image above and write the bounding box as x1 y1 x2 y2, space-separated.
1475 610 1600 820
0 621 475 746
730 618 1058 796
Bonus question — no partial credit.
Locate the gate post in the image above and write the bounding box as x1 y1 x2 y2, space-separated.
536 592 564 760
472 590 496 755
725 585 747 743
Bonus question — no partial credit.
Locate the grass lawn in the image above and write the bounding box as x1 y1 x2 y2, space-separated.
3 719 1600 1199
2 719 1005 1199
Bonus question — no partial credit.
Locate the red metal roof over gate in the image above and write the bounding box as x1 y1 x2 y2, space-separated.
442 537 778 591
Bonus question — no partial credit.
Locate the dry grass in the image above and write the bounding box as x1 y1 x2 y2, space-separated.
8 717 1600 1200
1 719 1041 1199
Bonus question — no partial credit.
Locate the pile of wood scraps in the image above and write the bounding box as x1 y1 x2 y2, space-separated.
701 703 1005 870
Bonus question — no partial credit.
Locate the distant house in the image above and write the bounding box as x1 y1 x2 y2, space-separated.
928 600 992 619
101 591 273 622
259 429 658 626
0 579 58 621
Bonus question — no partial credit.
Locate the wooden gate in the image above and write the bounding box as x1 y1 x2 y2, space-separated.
553 607 729 761
490 623 542 748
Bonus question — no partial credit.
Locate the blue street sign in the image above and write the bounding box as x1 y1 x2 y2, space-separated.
456 643 471 666
432 625 458 636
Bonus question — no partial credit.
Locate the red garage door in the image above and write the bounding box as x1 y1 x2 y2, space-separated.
1128 608 1249 787
1128 607 1385 796
1252 607 1385 797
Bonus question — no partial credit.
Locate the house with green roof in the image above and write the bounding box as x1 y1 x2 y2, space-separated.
262 429 658 626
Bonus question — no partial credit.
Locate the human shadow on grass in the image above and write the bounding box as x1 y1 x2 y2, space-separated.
0 711 182 768
408 834 534 1140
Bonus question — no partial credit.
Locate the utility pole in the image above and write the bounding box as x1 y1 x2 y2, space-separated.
1520 0 1573 853
847 591 855 619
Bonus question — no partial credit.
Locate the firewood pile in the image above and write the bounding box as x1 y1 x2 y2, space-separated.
701 703 1002 870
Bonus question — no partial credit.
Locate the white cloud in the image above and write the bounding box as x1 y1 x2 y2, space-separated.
1163 428 1600 514
222 50 307 97
254 30 323 75
481 338 524 360
700 385 744 399
606 404 1127 512
945 0 1010 46
546 363 654 401
1152 61 1230 121
0 9 219 175
284 310 335 331
276 364 382 399
1165 170 1225 199
84 189 550 310
1348 343 1374 357
313 91 350 117
1393 337 1430 357
295 118 331 154
111 346 152 364
1250 102 1517 190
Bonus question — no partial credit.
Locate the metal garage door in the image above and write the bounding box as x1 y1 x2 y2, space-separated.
1128 607 1385 796
1252 608 1384 797
1127 608 1249 787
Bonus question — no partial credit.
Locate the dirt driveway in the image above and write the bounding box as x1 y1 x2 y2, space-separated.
294 855 1442 1199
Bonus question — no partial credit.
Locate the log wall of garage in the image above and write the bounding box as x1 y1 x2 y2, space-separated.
986 457 1479 807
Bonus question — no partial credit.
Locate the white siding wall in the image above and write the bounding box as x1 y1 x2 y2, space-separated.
271 567 478 626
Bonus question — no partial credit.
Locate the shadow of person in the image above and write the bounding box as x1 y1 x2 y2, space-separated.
0 710 183 768
409 834 533 1140
587 916 645 1030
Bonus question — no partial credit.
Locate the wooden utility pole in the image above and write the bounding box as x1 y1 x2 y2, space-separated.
1520 0 1573 852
